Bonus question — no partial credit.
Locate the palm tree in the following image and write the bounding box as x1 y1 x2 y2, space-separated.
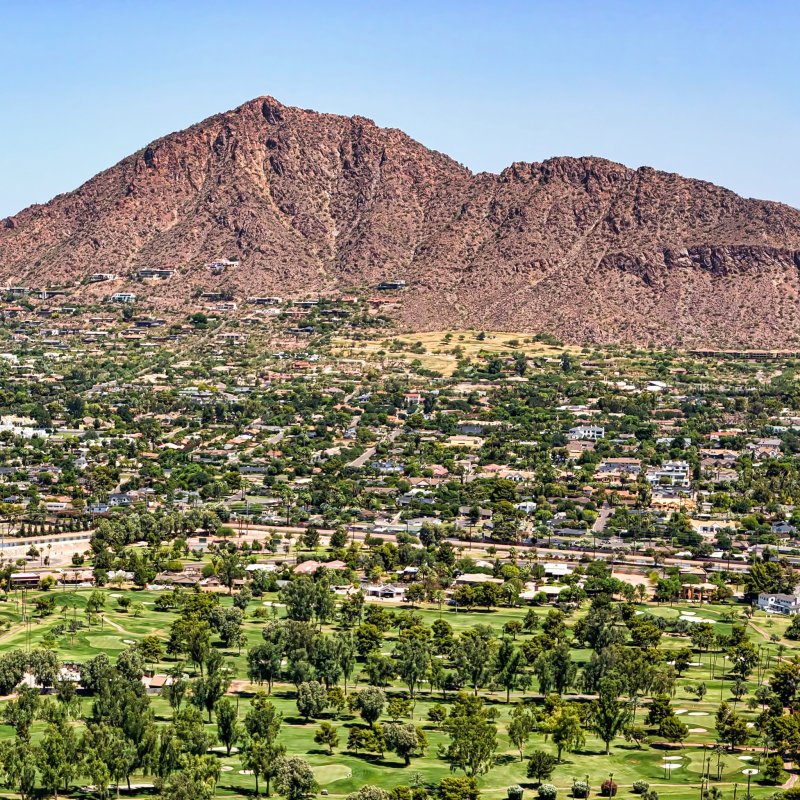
704 786 723 800
432 590 445 617
711 744 726 780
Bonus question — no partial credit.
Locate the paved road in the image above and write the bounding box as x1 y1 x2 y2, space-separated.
348 446 377 469
267 428 285 446
592 504 612 533
347 427 401 469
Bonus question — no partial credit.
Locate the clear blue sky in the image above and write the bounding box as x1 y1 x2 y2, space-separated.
2 0 799 217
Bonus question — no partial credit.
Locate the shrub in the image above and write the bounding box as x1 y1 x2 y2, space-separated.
388 788 420 800
763 754 788 785
601 780 618 797
508 787 524 800
632 782 650 795
572 781 589 798
349 788 390 800
438 776 480 800
538 785 558 800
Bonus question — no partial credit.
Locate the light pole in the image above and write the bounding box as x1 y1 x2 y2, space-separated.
699 749 705 800
743 769 758 799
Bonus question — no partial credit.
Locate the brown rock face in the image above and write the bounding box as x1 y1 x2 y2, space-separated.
3 95 800 346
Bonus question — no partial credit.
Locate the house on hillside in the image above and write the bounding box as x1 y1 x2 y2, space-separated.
568 425 605 441
565 440 595 460
137 268 175 280
594 458 642 482
377 280 406 290
646 460 691 488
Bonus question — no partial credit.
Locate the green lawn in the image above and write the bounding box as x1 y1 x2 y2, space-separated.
0 589 791 799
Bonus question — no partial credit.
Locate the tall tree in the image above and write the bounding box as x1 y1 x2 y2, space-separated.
393 637 430 701
334 631 356 694
241 692 284 796
454 630 493 695
296 681 327 721
274 756 319 800
495 638 525 703
215 698 242 757
241 736 286 797
0 739 36 800
81 724 136 799
247 642 283 693
35 721 80 800
443 693 498 777
549 707 585 762
590 681 632 755
382 723 427 766
244 693 283 741
354 687 386 727
508 704 537 761
192 668 231 724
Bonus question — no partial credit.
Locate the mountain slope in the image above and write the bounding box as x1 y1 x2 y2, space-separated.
3 95 800 346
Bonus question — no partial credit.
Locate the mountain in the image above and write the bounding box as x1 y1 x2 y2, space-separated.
3 95 800 347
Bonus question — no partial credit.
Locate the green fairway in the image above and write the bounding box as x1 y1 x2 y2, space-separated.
0 587 791 799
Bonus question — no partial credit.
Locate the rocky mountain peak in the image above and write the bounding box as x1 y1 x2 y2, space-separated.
2 95 800 347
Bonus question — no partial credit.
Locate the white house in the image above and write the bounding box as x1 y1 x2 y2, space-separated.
568 425 605 441
758 590 800 615
0 415 49 439
646 460 691 488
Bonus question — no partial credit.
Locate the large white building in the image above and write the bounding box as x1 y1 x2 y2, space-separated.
568 425 605 441
0 415 49 439
758 590 800 615
646 460 691 488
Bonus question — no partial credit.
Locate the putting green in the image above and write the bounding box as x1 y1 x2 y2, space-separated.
85 634 128 649
313 764 352 784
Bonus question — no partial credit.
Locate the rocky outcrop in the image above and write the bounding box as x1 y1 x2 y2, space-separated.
2 95 800 347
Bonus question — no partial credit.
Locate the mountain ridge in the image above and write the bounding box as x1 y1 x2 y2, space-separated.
3 94 800 347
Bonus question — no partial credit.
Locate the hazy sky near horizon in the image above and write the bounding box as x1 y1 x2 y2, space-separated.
1 0 799 217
